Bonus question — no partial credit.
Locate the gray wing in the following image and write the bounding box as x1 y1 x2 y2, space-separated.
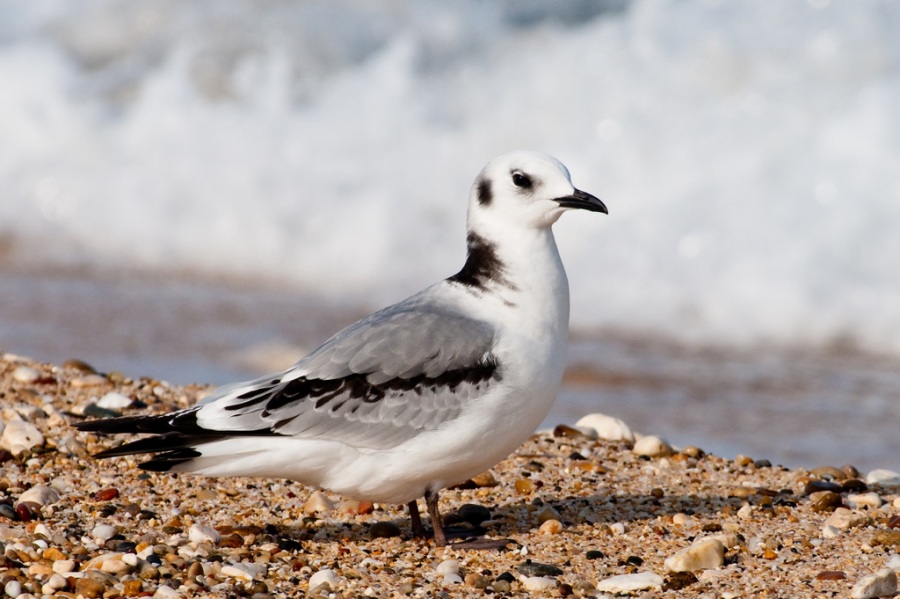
195 296 501 449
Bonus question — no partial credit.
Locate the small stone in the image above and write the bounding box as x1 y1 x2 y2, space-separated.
539 519 563 534
189 523 222 545
309 568 341 592
737 504 754 519
19 484 60 506
96 392 134 409
585 550 604 560
664 571 699 591
810 466 848 480
553 424 592 438
471 472 498 487
0 420 44 455
521 576 557 591
596 572 664 593
465 573 489 589
369 521 402 539
517 560 563 577
154 586 181 599
824 508 870 530
846 493 883 509
0 504 17 520
75 577 107 598
91 523 117 543
872 531 900 548
633 435 673 458
11 366 40 383
809 490 843 512
575 413 635 442
457 504 491 525
664 538 725 573
303 490 335 514
220 563 265 581
123 579 143 596
822 524 842 539
4 580 22 598
492 580 511 593
435 559 460 576
816 570 847 580
805 480 844 494
886 554 900 571
514 479 534 495
52 559 76 573
94 487 120 501
70 374 108 387
851 568 897 599
867 470 900 487
441 573 463 585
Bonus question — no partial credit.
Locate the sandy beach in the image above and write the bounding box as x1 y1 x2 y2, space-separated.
2 354 899 598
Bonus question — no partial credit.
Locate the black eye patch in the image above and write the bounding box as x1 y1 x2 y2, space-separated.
511 171 533 189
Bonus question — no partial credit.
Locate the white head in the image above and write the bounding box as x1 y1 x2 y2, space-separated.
467 151 607 232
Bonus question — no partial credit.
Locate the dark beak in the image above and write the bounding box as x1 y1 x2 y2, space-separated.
555 188 608 214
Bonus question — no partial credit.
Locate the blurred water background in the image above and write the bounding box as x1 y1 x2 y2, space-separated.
1 0 899 471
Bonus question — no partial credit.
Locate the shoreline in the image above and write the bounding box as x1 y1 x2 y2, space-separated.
2 354 900 598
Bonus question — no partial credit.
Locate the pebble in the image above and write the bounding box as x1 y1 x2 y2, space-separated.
517 560 563 577
4 580 22 598
823 508 870 530
809 490 843 512
521 576 557 591
41 573 67 594
153 586 181 599
52 559 76 574
70 374 108 388
471 471 498 487
0 420 44 455
220 563 265 580
189 523 222 545
309 568 341 592
633 435 673 457
822 524 842 539
18 484 60 506
457 504 491 525
11 366 40 383
575 413 635 442
435 559 460 576
886 554 900 571
851 568 897 599
96 392 134 409
595 572 664 593
91 523 118 543
441 573 463 585
303 490 335 514
664 538 725 572
539 519 563 534
846 492 883 509
75 577 107 598
867 470 900 487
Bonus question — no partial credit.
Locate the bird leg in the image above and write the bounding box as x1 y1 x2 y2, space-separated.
407 499 426 538
424 488 447 547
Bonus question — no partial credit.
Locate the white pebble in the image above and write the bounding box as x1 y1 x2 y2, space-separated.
52 559 76 574
821 524 842 539
41 573 67 595
664 538 725 572
851 568 897 599
633 435 673 457
11 366 39 383
824 507 870 530
4 580 22 598
309 568 341 591
96 392 134 409
867 469 900 487
521 576 557 591
435 559 460 576
0 420 44 455
220 563 265 581
189 523 222 545
441 573 463 585
737 504 754 519
847 493 883 509
575 413 635 442
885 554 900 572
609 522 626 535
19 484 60 506
154 586 182 599
91 523 117 543
596 572 664 593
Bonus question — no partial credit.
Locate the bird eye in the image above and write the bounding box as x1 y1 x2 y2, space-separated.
511 171 532 189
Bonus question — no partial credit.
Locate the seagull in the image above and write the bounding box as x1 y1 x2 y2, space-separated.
75 151 607 547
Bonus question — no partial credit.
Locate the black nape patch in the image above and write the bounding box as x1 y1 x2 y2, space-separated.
476 178 492 206
447 232 517 292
